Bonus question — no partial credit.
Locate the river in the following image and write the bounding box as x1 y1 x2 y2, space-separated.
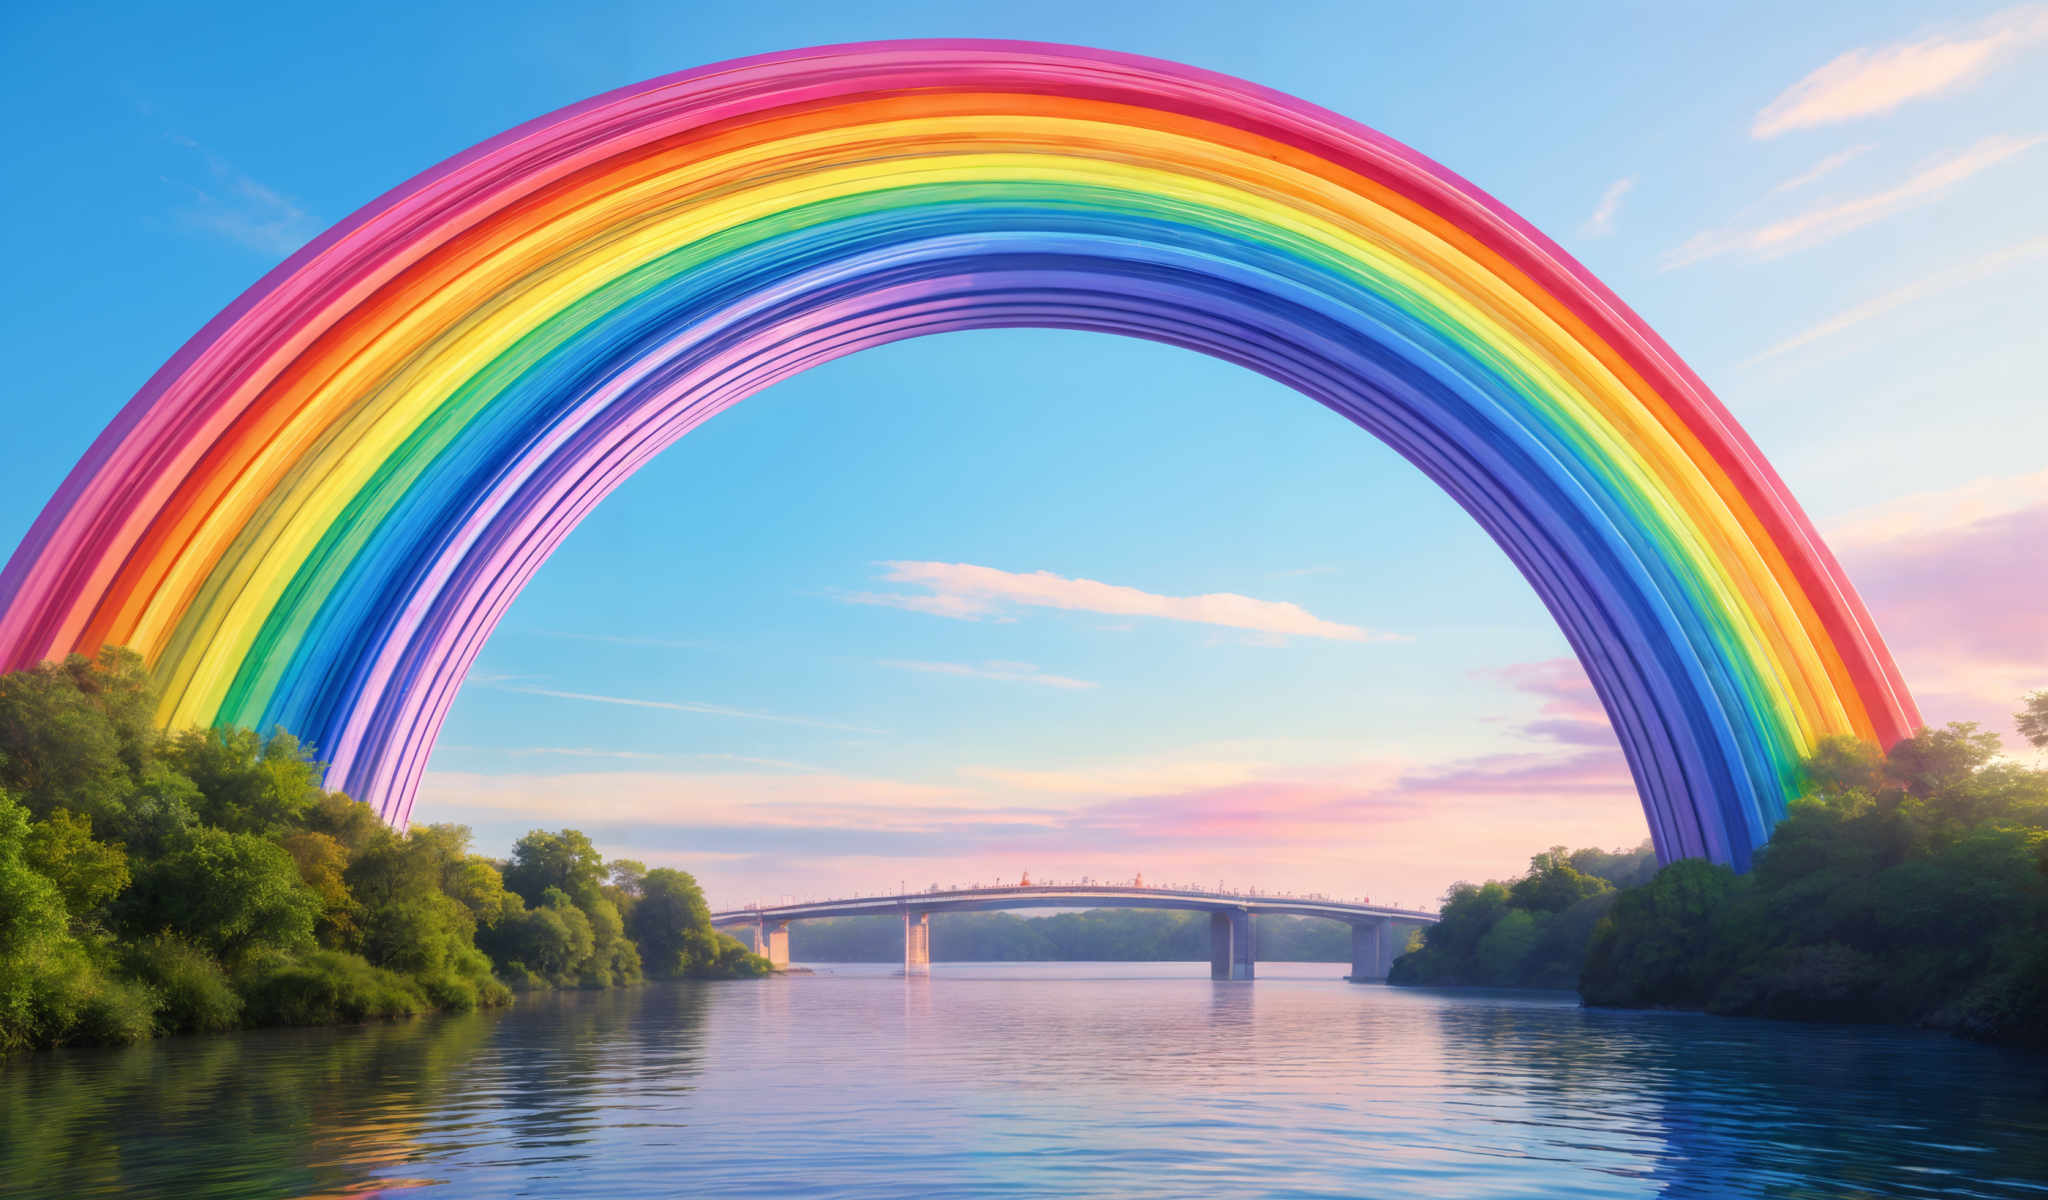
3 962 2044 1198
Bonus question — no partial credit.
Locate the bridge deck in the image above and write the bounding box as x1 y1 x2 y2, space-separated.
712 884 1437 926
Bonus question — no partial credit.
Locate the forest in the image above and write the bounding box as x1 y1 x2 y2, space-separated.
0 649 766 1054
1394 694 2048 1049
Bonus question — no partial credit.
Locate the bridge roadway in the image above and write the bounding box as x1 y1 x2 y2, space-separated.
710 884 1439 981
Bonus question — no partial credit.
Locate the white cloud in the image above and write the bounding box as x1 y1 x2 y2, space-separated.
844 561 1393 643
1768 144 1876 193
1754 6 2048 137
1664 134 2044 268
509 630 709 650
1743 234 2048 363
479 680 883 733
879 659 1097 689
165 135 318 256
1578 177 1636 238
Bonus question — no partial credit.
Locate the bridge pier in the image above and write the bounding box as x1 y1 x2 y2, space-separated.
763 920 790 969
904 909 930 976
1347 917 1402 981
1210 909 1254 980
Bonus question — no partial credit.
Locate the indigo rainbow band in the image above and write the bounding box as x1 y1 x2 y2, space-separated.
0 41 1919 865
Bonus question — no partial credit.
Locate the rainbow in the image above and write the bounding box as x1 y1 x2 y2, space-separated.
0 41 1917 865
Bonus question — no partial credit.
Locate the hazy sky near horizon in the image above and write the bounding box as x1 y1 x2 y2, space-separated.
1 1 2043 908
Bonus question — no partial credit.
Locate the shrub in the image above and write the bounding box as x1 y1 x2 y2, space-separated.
237 950 427 1026
124 934 242 1034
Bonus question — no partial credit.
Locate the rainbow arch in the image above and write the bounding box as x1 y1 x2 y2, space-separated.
0 41 1917 866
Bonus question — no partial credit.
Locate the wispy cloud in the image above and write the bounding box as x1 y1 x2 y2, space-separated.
1477 658 1618 748
879 659 1097 689
1743 235 2048 364
164 135 318 256
1825 467 2048 549
1832 497 2048 739
1664 134 2044 268
1579 177 1636 238
478 680 884 734
506 630 710 651
1271 565 1341 578
843 561 1393 643
1768 144 1876 193
1754 6 2048 137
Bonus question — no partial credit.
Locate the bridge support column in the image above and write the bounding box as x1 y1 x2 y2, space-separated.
903 910 930 976
1348 917 1394 982
1210 909 1254 980
738 917 765 956
763 920 789 969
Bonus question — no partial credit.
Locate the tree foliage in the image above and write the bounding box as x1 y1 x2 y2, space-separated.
1581 722 2048 1047
0 651 765 1053
1386 843 1651 988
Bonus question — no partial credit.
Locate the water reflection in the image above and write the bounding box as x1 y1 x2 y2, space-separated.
0 983 713 1199
1418 989 2048 1198
2 966 2044 1199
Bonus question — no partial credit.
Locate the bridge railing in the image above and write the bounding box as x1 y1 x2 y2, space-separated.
713 881 1436 921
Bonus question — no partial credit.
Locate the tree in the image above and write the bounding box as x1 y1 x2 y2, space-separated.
23 808 130 925
607 859 648 898
0 790 153 1050
1579 858 1740 1007
162 727 326 835
1509 850 1612 913
503 829 606 909
2018 692 2048 751
117 826 321 962
0 648 156 825
628 868 721 978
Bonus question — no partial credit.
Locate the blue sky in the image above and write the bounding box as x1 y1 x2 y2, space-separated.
2 1 2043 906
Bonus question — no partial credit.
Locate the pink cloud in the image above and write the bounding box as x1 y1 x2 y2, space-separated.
1838 501 2047 740
1477 657 1619 748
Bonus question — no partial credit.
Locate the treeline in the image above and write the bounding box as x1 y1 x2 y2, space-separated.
1583 718 2048 1047
1387 843 1657 988
790 909 1356 962
0 649 765 1054
1396 694 2048 1049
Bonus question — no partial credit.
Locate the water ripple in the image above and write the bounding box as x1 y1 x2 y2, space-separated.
3 964 2045 1198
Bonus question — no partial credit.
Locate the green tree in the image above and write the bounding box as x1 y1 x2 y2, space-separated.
0 790 154 1050
162 727 327 835
628 868 720 978
2017 692 2047 752
116 826 320 962
503 829 606 909
1579 858 1740 1006
0 648 156 825
23 808 130 925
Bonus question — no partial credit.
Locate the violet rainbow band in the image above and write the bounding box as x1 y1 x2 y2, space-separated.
0 41 1920 866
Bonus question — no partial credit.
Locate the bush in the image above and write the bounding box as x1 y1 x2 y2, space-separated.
0 946 157 1050
238 950 427 1026
124 934 242 1034
1579 858 1740 1007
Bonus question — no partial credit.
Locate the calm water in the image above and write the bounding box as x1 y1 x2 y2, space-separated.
4 962 2045 1199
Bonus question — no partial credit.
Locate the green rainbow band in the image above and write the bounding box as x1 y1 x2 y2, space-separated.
0 42 1918 864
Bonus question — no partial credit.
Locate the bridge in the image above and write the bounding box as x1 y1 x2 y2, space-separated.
710 883 1439 981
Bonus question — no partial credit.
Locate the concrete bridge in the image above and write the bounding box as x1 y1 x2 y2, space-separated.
710 883 1439 981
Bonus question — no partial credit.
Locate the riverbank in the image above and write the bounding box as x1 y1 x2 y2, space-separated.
1389 715 2048 1051
0 649 770 1054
